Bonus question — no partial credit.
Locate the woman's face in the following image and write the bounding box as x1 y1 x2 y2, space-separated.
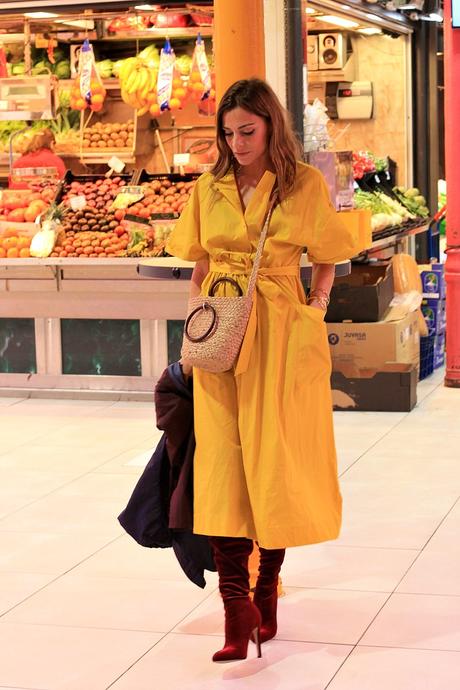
222 107 269 169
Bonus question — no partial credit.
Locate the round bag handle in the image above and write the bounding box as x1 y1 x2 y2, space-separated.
209 277 243 297
184 302 217 343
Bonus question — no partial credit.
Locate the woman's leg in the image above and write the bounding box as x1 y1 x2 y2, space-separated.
253 546 286 643
209 536 262 662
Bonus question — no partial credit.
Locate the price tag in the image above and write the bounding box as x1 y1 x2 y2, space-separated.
70 195 87 211
173 153 190 167
107 156 125 173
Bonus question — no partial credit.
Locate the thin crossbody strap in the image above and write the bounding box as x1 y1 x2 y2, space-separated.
246 193 278 298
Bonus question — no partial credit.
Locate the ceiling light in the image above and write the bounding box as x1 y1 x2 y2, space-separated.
357 27 383 34
134 4 156 9
320 15 359 28
24 12 59 18
365 13 384 20
305 7 316 14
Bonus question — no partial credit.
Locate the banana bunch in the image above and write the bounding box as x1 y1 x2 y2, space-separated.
119 57 158 116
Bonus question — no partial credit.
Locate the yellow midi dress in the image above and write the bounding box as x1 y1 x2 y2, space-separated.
166 162 363 549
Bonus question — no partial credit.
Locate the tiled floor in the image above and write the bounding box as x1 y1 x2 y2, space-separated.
0 366 459 689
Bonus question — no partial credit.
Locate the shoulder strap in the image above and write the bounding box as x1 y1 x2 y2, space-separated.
246 192 278 298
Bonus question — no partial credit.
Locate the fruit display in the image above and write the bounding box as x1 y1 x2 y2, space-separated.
82 120 135 150
393 186 429 218
0 227 31 258
0 191 49 223
118 224 172 257
126 177 195 217
354 188 420 233
61 176 129 211
119 53 159 115
52 228 129 258
70 40 107 113
60 206 125 236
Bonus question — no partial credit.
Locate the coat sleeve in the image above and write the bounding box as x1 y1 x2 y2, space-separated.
165 174 209 261
303 170 360 264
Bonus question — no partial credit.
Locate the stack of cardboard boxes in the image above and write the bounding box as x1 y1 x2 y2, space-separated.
326 262 420 411
419 264 446 378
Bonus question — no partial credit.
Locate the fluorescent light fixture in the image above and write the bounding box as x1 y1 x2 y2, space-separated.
54 18 95 29
134 4 156 9
357 26 382 34
305 7 316 14
340 4 352 9
365 12 384 20
320 14 359 28
24 11 59 18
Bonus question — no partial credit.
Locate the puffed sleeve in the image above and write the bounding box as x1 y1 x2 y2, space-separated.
165 175 209 261
304 170 361 264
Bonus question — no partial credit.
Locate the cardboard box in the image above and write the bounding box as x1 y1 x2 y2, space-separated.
420 263 446 299
434 331 446 369
326 262 394 323
327 310 420 371
331 363 417 412
421 298 446 336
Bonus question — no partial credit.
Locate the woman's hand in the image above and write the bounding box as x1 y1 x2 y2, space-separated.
180 359 193 379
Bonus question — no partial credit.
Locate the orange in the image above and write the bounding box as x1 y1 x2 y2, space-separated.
172 77 182 89
90 102 103 112
17 237 30 249
91 93 104 105
169 98 181 111
3 236 18 249
192 82 203 93
7 247 19 258
0 247 5 258
190 71 201 83
19 247 30 258
173 87 186 99
149 103 160 117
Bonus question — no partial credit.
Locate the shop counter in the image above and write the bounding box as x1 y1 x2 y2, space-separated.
0 256 350 398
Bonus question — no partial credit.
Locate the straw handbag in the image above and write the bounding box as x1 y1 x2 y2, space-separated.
181 196 277 373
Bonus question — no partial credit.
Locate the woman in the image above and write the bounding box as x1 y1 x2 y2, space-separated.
10 128 66 188
166 78 364 663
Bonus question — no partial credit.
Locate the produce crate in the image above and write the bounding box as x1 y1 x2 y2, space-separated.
55 171 136 205
78 109 137 163
132 170 200 185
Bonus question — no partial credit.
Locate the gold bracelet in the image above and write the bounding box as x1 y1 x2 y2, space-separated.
309 288 330 306
307 295 329 311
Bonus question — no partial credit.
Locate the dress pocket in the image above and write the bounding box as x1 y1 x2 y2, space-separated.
301 303 326 322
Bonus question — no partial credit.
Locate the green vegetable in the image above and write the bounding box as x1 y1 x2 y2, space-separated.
96 59 113 79
405 187 420 198
11 62 26 75
54 60 71 79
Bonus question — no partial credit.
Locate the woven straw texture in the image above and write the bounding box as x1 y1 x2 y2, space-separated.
181 295 252 373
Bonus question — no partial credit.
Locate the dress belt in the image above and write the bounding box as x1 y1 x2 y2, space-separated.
207 262 300 376
209 262 300 277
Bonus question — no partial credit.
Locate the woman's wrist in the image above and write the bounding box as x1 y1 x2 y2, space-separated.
307 288 330 311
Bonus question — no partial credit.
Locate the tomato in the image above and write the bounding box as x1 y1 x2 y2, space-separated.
114 209 125 222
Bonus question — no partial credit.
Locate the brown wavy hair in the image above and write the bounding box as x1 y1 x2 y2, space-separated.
211 78 303 201
25 128 56 155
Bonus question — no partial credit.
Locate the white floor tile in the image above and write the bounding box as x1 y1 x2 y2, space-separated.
0 572 54 615
361 592 460 651
327 646 460 690
0 622 160 690
174 587 388 645
282 543 417 592
109 632 353 690
397 545 460 596
3 573 213 633
0 531 118 575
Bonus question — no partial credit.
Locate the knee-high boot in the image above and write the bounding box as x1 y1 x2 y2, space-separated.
253 547 286 643
209 536 262 662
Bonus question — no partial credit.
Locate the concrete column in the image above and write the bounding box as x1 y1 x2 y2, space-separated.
213 0 266 102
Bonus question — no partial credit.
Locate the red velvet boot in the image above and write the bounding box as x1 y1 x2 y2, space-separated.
253 547 286 643
210 536 262 662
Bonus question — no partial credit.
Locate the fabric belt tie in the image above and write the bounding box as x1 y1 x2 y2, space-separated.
208 263 300 376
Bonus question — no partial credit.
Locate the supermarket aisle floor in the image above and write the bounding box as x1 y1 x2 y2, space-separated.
0 367 459 690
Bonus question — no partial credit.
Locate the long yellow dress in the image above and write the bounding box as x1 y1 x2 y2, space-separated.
166 162 363 549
